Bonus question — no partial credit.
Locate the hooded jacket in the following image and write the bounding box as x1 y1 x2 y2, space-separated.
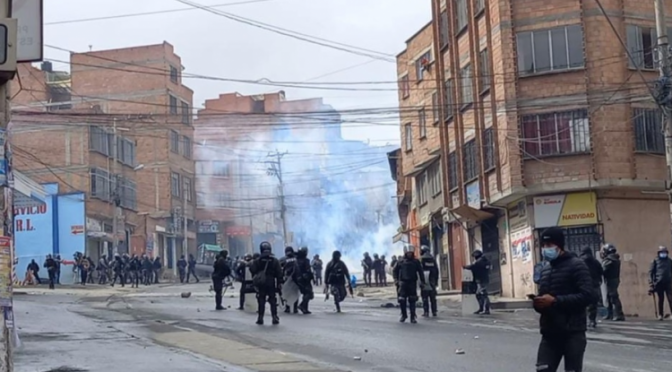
602 252 621 287
649 256 672 288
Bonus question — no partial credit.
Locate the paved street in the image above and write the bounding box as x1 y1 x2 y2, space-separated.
13 282 672 372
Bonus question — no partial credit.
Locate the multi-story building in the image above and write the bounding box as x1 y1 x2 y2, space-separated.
11 42 196 272
393 0 671 316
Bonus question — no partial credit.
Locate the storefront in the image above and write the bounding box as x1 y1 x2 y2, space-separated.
532 191 602 255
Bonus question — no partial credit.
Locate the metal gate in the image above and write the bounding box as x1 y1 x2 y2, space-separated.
480 217 502 295
534 225 603 257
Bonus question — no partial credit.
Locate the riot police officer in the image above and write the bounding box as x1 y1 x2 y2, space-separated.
392 245 426 323
420 245 439 317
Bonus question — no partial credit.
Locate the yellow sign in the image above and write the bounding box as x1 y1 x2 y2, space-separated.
533 192 598 228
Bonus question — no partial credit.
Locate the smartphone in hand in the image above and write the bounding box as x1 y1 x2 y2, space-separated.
526 294 536 300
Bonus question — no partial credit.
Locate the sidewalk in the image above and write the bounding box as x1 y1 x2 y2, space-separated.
14 283 149 297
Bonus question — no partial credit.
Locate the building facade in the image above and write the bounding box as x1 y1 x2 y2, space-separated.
11 42 197 273
393 0 672 316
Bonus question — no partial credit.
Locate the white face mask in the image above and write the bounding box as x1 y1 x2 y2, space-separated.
660 253 669 259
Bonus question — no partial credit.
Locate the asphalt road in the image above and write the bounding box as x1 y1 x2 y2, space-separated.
14 282 672 372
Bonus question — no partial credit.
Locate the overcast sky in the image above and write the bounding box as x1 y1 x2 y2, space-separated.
41 0 431 145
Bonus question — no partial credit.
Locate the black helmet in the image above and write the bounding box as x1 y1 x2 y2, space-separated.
332 250 342 260
259 241 272 253
602 243 616 254
472 250 483 258
420 245 430 255
285 246 294 254
659 246 669 253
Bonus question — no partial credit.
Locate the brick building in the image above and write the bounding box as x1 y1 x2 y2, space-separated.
11 42 196 272
393 0 672 316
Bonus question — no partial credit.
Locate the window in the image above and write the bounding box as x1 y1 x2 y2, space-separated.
118 176 137 210
213 161 230 177
181 101 190 125
626 25 658 70
90 168 110 200
448 151 458 190
182 136 192 159
483 127 495 171
516 25 584 75
169 95 178 115
215 193 232 208
184 176 193 202
432 92 439 123
439 11 449 48
416 172 428 205
460 64 474 108
400 75 410 99
444 79 455 120
89 126 110 155
463 140 478 182
196 192 206 208
479 49 491 93
419 108 427 138
117 138 136 166
170 130 179 153
633 108 664 153
170 65 179 84
475 0 485 15
520 109 590 157
171 172 181 197
456 0 468 33
429 161 442 196
415 51 432 81
404 124 413 151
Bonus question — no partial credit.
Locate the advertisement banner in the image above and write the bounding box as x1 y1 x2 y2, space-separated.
198 220 220 233
533 192 598 228
510 227 532 262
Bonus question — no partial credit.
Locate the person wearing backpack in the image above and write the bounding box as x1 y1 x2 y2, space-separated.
324 250 352 313
212 250 232 311
250 241 283 325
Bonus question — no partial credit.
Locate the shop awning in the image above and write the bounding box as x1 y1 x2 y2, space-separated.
450 204 494 223
392 231 408 244
199 244 221 252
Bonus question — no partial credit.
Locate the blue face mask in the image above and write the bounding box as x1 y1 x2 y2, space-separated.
660 253 668 259
542 247 560 261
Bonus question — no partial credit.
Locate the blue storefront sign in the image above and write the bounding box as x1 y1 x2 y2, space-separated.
14 183 86 284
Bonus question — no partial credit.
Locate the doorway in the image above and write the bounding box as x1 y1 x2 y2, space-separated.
480 217 502 295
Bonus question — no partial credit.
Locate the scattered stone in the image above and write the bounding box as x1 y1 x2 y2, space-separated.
364 349 368 353
125 304 132 309
197 308 201 312
455 349 465 355
353 356 362 361
474 336 479 339
181 292 191 298
381 303 395 308
356 291 365 297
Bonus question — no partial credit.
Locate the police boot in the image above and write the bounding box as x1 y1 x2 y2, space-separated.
272 315 280 325
603 309 613 321
335 301 342 313
256 310 264 325
293 302 299 314
409 300 418 324
399 300 408 323
300 301 312 315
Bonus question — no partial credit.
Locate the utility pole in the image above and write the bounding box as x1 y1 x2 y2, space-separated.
267 151 288 245
171 209 178 279
182 177 188 258
0 1 15 369
654 0 672 237
111 118 121 256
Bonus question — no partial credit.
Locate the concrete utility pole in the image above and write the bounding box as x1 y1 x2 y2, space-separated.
267 151 288 245
171 209 178 279
111 118 121 256
654 0 672 237
0 1 14 369
182 178 188 258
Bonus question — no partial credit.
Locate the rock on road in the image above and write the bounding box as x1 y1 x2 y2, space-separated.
13 283 672 372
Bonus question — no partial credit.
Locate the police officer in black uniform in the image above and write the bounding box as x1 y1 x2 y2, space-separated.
420 245 439 317
393 245 426 323
601 243 625 321
250 242 283 325
295 247 315 314
324 250 351 313
464 249 492 315
212 250 231 311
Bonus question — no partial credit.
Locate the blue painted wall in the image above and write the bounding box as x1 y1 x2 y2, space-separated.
14 183 86 285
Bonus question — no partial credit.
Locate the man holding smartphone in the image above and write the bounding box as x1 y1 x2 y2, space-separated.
533 227 595 372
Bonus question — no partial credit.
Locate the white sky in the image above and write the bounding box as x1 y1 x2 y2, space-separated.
41 0 431 145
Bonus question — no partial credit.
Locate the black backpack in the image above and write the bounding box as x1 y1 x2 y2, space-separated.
253 260 270 288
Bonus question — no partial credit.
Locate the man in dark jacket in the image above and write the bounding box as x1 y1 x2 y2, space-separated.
177 255 187 283
44 255 57 289
187 254 200 283
420 246 439 317
580 246 603 327
372 254 383 287
280 246 298 314
393 246 426 323
324 250 351 313
295 247 314 314
648 246 672 320
534 227 594 372
464 249 491 315
311 254 323 286
250 241 283 325
601 243 625 321
212 250 231 311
